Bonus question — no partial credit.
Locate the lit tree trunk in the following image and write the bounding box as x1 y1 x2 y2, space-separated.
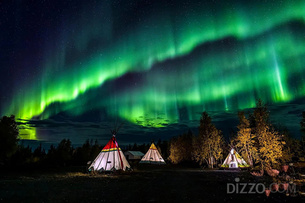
209 143 213 168
246 143 253 166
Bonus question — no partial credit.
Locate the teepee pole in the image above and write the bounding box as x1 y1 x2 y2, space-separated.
114 137 124 170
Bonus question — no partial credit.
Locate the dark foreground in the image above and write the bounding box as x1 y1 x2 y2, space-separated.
0 166 304 202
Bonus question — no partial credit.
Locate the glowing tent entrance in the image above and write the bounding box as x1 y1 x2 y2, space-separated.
221 148 249 169
140 143 166 164
89 135 131 172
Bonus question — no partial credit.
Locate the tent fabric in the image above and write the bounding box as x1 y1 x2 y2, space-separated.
88 135 131 171
221 148 249 168
140 143 166 164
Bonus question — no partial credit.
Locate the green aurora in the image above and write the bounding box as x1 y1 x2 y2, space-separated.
3 0 305 133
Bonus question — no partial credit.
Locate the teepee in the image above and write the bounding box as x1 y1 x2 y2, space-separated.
88 127 131 172
140 143 166 164
221 148 249 169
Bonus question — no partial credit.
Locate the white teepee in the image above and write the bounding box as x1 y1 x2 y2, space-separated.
221 148 249 169
140 143 166 164
88 135 131 172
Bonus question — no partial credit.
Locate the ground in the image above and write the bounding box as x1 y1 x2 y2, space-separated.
0 165 304 202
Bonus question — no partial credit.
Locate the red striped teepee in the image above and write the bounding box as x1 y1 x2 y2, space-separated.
89 135 131 172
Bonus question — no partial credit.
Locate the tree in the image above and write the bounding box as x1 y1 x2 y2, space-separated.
56 139 73 166
46 139 73 166
73 139 91 165
169 137 181 164
250 99 269 131
300 111 305 156
158 140 170 159
10 145 33 166
192 112 224 168
0 115 19 163
206 128 224 168
278 127 301 163
73 139 101 165
169 130 193 164
234 112 257 166
251 99 285 169
90 140 101 161
33 143 46 163
257 126 284 168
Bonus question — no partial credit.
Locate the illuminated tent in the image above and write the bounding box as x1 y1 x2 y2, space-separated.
140 143 166 164
88 135 131 172
221 148 249 169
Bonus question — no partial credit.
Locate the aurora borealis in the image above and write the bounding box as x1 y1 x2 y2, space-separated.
1 0 305 142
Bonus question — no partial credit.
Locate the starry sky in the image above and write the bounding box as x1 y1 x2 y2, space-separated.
1 0 305 146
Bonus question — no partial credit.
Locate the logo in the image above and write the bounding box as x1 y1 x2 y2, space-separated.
227 178 297 195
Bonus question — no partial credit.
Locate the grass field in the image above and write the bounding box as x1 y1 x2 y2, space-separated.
1 166 304 202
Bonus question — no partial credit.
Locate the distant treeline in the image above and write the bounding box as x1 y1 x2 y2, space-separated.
0 136 170 168
1 99 305 170
2 138 100 167
0 116 169 168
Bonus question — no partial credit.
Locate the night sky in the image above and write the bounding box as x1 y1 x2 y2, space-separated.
1 0 305 146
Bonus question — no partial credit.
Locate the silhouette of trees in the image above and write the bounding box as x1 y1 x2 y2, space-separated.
10 145 33 166
127 142 151 153
157 139 169 158
33 143 46 163
56 139 73 166
43 140 73 166
73 139 101 165
0 115 19 163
